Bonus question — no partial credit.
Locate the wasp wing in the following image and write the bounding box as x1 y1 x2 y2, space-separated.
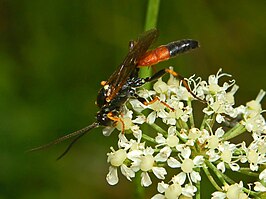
105 28 158 101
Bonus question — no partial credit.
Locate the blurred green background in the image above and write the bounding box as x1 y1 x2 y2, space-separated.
1 1 266 198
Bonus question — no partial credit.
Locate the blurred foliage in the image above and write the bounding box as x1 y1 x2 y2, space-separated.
0 1 265 198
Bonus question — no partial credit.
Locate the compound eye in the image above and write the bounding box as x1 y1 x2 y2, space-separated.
96 87 108 107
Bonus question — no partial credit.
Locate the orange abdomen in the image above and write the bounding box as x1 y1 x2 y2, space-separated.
138 46 170 67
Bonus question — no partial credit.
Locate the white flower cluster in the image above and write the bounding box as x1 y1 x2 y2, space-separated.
104 68 266 199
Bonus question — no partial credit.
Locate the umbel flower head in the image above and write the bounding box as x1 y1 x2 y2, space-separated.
104 68 265 198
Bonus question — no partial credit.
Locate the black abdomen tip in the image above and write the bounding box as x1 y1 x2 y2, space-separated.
166 39 199 57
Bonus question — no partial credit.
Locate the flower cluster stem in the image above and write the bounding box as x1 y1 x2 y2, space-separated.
134 172 145 199
149 123 167 136
205 160 226 185
222 123 246 140
238 168 259 177
195 167 201 199
202 164 223 191
142 133 155 143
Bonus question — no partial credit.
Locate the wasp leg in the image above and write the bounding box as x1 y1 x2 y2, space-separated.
144 68 205 103
107 112 125 133
134 93 174 111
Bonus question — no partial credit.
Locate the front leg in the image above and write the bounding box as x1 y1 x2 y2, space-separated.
107 112 125 133
133 93 174 111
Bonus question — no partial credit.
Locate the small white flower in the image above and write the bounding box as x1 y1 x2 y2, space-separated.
152 181 183 199
171 148 203 185
216 142 240 172
106 147 135 185
212 182 249 199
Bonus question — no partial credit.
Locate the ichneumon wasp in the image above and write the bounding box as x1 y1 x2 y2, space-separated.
29 28 201 159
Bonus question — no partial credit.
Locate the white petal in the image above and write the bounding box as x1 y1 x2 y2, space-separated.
132 115 146 124
165 183 182 199
254 182 266 192
157 110 168 119
193 155 204 166
144 146 154 155
106 166 119 185
154 78 168 93
154 146 172 162
229 162 240 171
167 157 181 168
191 171 201 183
141 172 152 187
182 184 197 197
118 134 130 149
155 133 166 144
217 162 226 173
157 181 169 193
260 169 266 180
130 99 146 112
120 164 135 180
131 125 142 142
215 127 225 137
127 149 143 160
147 111 156 124
181 147 191 159
174 172 186 185
216 114 225 123
151 194 165 199
211 191 226 199
152 167 167 179
168 126 178 136
109 149 127 167
250 163 258 171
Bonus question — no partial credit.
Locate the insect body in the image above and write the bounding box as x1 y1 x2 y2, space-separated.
96 29 199 130
29 28 200 159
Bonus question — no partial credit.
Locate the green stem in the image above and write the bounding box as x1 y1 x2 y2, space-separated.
144 0 160 31
200 112 211 130
149 123 167 136
222 123 246 140
140 0 161 84
175 129 187 143
195 167 201 199
177 118 189 130
134 172 145 199
206 160 259 197
238 168 259 177
142 133 156 143
205 160 226 185
202 164 223 191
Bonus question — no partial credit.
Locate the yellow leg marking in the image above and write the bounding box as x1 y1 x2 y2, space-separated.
100 81 107 86
107 112 125 133
165 68 178 76
144 96 174 111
